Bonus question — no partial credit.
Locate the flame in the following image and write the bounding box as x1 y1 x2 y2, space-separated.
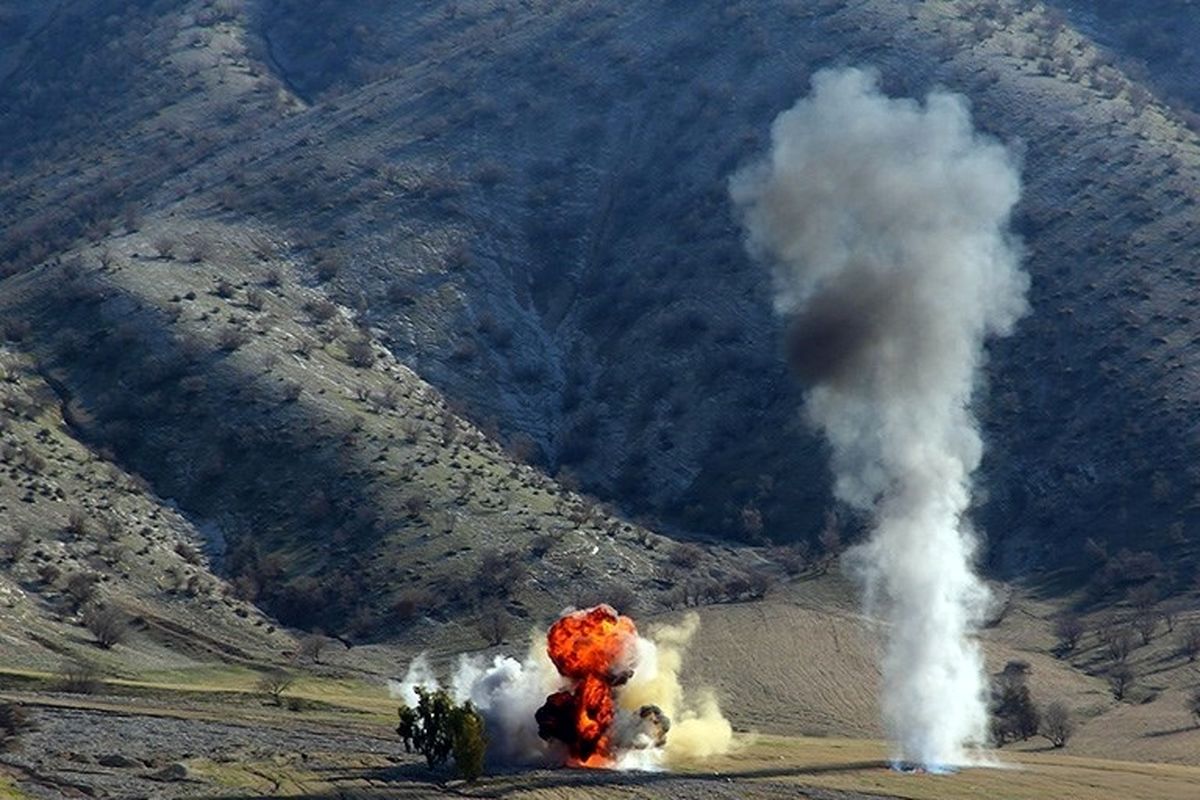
537 605 638 767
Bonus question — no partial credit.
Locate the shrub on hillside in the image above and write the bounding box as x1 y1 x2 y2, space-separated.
57 659 103 694
1040 701 1074 748
990 661 1040 745
0 703 33 752
476 602 510 646
397 687 487 781
474 550 526 599
83 605 128 649
257 668 294 705
1178 622 1200 662
344 337 375 368
669 542 704 569
1107 663 1135 700
1053 613 1085 654
64 572 100 610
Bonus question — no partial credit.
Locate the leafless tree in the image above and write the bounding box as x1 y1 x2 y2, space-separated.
1107 663 1135 700
1054 613 1085 654
298 633 331 664
83 605 128 649
256 668 294 705
1133 609 1157 645
57 659 102 694
476 602 510 646
152 236 176 260
1188 688 1200 728
1177 622 1200 662
1039 701 1074 747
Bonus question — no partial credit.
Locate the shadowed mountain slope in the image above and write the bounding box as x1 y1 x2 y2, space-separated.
2 0 1200 627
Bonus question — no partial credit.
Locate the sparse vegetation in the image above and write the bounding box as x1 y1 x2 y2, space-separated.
476 602 510 646
2 4 1200 794
991 661 1040 746
1040 701 1074 748
1177 622 1200 662
83 604 128 649
1054 613 1086 654
298 633 332 664
256 668 295 705
0 703 33 752
56 660 103 695
1107 663 1135 701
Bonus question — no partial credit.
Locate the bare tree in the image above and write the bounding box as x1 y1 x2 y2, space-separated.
1160 598 1186 633
0 703 33 752
1039 701 1074 748
83 605 128 649
64 572 99 610
1127 583 1158 614
152 236 176 260
476 602 510 646
57 659 103 694
297 633 331 664
1107 663 1135 700
256 668 295 705
669 543 704 569
3 526 34 564
817 512 842 574
1104 625 1136 664
1054 613 1085 655
1177 622 1200 662
1132 609 1157 645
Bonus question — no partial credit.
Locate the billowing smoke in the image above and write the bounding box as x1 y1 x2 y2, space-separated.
392 607 732 770
393 636 563 765
620 613 733 762
730 67 1028 768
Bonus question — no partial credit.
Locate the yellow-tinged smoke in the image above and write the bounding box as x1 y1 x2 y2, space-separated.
619 612 734 763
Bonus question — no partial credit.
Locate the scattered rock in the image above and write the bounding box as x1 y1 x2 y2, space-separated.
150 762 190 782
98 753 140 768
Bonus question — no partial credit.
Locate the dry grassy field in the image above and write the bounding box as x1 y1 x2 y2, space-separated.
3 575 1199 798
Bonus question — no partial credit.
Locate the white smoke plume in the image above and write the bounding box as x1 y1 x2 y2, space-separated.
730 67 1028 768
391 634 564 765
391 612 733 769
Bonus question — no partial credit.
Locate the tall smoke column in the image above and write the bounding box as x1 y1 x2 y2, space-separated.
730 67 1029 768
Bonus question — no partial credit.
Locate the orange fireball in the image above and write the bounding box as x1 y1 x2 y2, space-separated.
546 604 638 682
536 605 639 767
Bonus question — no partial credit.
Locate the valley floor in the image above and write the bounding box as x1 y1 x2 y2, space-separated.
2 582 1200 800
4 694 1198 800
3 578 1199 798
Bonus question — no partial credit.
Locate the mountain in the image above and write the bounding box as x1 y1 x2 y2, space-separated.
4 1 1200 797
3 0 1200 632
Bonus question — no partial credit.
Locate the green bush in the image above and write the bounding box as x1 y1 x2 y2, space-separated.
398 687 487 781
450 702 487 782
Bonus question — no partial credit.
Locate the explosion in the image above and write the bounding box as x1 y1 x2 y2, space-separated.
393 607 731 771
535 605 653 767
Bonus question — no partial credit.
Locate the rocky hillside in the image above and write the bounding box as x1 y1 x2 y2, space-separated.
3 0 1200 633
1056 0 1200 116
